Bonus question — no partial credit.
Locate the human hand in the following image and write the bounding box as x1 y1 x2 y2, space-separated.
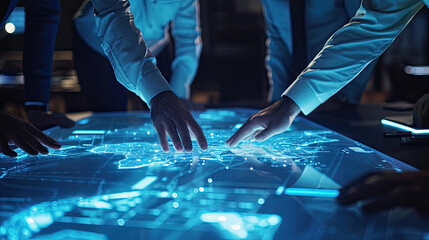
27 110 75 130
150 91 208 152
226 96 301 147
337 171 429 213
180 98 206 112
0 111 61 157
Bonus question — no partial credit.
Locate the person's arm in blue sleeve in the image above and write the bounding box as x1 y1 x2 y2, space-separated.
91 0 207 152
169 0 202 100
283 0 424 115
227 0 425 147
91 0 171 104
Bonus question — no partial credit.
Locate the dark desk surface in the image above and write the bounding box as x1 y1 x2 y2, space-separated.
307 104 429 170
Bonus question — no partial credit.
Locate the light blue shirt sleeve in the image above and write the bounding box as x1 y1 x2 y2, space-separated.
169 0 202 99
283 0 425 115
91 0 172 105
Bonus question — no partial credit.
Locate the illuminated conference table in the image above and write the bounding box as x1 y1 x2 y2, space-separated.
0 109 428 239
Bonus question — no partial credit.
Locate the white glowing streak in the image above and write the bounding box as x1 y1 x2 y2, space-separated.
381 119 429 135
131 176 158 190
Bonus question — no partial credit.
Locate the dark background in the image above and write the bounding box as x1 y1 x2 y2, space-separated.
0 0 428 111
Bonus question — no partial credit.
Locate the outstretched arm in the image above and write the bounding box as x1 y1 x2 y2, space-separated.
91 0 207 152
283 0 424 115
228 0 424 146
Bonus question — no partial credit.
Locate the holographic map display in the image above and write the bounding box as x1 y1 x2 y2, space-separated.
0 109 428 240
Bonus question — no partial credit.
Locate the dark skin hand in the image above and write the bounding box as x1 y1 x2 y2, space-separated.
337 171 429 213
150 91 208 152
0 111 61 157
27 110 75 131
226 96 301 147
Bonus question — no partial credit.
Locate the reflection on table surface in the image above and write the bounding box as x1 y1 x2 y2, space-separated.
0 109 427 239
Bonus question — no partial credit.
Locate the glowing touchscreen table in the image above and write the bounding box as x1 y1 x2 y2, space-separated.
0 109 427 239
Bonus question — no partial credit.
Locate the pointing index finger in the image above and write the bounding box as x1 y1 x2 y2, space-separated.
226 120 258 147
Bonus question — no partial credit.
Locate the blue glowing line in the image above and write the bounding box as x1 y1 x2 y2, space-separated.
381 119 429 135
131 176 158 190
72 130 106 135
275 186 285 195
284 188 339 198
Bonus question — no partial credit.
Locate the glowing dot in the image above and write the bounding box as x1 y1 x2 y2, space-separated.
231 224 241 230
199 187 205 192
117 219 125 226
218 216 226 221
158 191 169 198
172 192 178 198
226 166 229 169
257 198 265 205
26 218 34 224
250 167 254 170
207 178 213 183
147 131 150 135
172 202 179 208
5 23 15 34
267 216 281 225
259 220 268 228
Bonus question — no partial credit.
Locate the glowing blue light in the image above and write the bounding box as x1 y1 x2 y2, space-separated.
275 186 285 195
78 119 90 125
103 191 141 200
77 201 112 210
72 130 106 135
5 7 25 34
381 119 429 135
117 219 125 226
172 202 179 208
284 188 339 198
157 191 169 198
131 176 158 190
208 178 213 183
267 216 281 225
257 198 265 205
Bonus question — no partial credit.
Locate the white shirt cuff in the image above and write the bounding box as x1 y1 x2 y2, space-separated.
282 79 323 115
136 67 172 106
